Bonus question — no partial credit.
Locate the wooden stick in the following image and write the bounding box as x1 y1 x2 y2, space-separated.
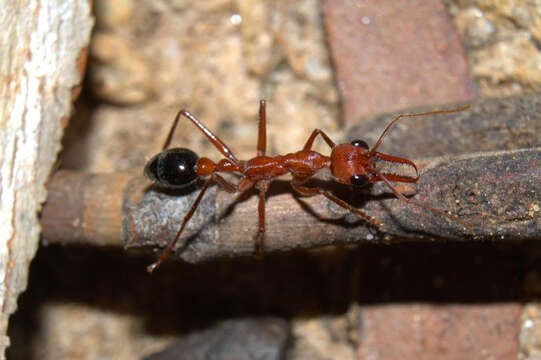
41 148 541 264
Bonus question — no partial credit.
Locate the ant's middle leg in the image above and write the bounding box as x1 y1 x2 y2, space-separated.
291 179 384 230
162 109 240 165
213 175 266 256
254 179 270 257
303 129 336 151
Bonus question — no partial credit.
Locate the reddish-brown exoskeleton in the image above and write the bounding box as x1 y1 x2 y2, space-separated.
145 100 470 273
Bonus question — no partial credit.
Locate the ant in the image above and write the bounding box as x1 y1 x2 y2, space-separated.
145 100 471 273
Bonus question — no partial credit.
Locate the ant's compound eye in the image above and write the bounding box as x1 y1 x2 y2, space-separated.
145 148 200 188
350 139 369 150
350 174 370 188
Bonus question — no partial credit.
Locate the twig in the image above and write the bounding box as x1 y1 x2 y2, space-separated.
41 148 541 263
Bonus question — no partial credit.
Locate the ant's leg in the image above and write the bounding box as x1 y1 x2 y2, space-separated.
374 152 419 181
374 172 473 234
162 109 240 165
147 178 214 274
213 173 238 193
254 180 270 257
303 129 336 151
291 180 384 230
257 100 266 156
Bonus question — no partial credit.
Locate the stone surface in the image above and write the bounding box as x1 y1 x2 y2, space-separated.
471 32 541 95
144 318 289 360
323 0 476 123
520 303 541 359
89 32 155 105
65 0 339 175
359 304 521 360
33 303 171 360
448 0 541 97
289 308 359 360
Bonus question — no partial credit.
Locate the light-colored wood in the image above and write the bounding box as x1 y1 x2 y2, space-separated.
0 1 93 357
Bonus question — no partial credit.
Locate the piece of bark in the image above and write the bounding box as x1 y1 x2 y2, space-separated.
124 148 541 263
41 148 541 264
0 1 93 358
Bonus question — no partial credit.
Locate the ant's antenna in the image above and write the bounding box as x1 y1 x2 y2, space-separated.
369 105 471 156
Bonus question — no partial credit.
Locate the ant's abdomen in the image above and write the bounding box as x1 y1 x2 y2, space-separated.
144 148 199 188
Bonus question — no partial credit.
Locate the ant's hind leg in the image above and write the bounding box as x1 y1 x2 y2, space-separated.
213 173 238 193
254 180 270 258
161 109 240 165
291 181 384 231
147 178 214 274
147 174 250 273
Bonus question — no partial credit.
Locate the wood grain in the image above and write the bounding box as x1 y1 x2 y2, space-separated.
0 1 93 357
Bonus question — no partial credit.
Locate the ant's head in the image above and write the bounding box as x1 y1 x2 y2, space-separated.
144 148 200 188
330 139 372 188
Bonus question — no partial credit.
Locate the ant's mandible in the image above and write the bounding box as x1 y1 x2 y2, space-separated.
145 100 471 273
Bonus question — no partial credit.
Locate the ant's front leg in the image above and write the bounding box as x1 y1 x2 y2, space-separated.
374 171 473 234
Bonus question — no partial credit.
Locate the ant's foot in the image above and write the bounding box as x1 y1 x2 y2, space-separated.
254 232 265 260
146 262 159 274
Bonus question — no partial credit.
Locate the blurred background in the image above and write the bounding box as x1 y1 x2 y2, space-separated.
7 1 541 359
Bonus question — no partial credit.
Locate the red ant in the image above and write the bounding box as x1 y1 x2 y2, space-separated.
145 100 471 273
